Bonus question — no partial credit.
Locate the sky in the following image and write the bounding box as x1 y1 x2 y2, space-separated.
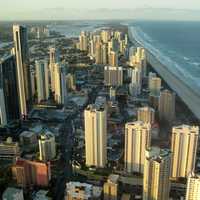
1 0 200 20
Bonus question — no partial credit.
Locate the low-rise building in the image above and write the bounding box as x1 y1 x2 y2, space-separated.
0 137 20 159
65 182 102 200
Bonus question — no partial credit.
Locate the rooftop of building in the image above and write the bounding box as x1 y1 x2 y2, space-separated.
66 182 102 199
20 130 36 138
107 174 120 184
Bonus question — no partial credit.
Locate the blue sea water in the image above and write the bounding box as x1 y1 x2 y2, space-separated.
129 20 200 90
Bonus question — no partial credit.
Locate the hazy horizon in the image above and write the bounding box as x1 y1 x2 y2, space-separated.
1 0 200 21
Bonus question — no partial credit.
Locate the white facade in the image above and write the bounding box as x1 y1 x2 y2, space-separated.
149 77 161 96
84 105 107 168
54 63 67 105
124 121 151 173
186 172 200 200
137 106 155 124
171 125 199 178
35 60 49 102
143 147 171 200
104 66 123 87
13 25 29 117
49 47 59 92
159 89 175 122
39 132 56 161
129 67 142 96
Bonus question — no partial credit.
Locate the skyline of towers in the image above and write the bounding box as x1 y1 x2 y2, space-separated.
13 25 31 118
0 55 19 125
124 121 151 173
35 60 49 103
143 147 171 200
84 104 107 168
171 125 199 178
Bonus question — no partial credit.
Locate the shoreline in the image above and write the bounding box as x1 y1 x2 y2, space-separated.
128 26 200 120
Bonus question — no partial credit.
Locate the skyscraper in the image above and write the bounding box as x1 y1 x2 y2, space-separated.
109 51 118 67
129 67 142 96
186 172 200 200
79 31 88 51
124 121 151 173
149 77 161 96
84 104 107 168
13 25 31 118
101 30 111 43
137 106 155 124
171 125 199 178
143 147 171 200
39 132 56 162
54 63 67 105
49 47 59 92
104 66 123 87
102 43 108 65
0 55 19 125
35 60 49 103
158 89 175 123
95 42 103 64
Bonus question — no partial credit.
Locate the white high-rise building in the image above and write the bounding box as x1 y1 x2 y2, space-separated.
129 67 142 96
13 25 30 118
84 104 107 168
186 172 200 200
95 42 103 64
137 106 155 124
124 121 151 173
149 77 161 96
148 72 157 89
101 30 111 43
39 132 56 162
171 125 199 178
109 51 118 67
54 63 67 105
143 147 172 200
35 60 49 103
159 89 175 123
49 47 59 92
79 31 88 51
104 66 123 87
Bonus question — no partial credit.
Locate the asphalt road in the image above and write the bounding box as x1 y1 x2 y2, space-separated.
53 115 75 200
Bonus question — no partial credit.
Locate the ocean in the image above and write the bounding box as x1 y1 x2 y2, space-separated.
129 20 200 91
